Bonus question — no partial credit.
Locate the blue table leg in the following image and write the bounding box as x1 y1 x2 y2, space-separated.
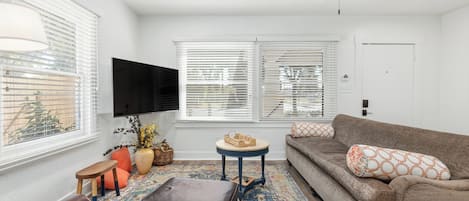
261 155 265 185
112 168 120 196
238 157 243 200
100 175 105 196
221 155 226 180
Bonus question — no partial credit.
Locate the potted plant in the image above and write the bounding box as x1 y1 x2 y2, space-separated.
135 124 157 174
114 116 159 174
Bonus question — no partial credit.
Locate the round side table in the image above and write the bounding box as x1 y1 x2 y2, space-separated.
216 139 269 200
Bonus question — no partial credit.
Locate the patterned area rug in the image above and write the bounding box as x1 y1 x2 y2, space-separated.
98 161 307 201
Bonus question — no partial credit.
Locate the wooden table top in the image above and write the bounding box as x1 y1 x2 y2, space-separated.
216 139 269 152
76 160 117 179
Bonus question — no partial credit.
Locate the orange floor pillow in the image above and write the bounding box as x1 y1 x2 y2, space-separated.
97 167 130 190
111 147 132 173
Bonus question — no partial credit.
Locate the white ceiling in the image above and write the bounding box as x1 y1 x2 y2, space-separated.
124 0 469 16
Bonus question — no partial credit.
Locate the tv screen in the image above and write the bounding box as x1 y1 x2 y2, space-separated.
113 58 179 117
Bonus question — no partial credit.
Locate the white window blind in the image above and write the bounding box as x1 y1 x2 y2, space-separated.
176 42 255 121
260 42 337 120
0 0 97 146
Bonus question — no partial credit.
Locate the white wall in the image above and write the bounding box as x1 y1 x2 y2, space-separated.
0 6 455 200
137 16 442 160
439 6 469 134
0 1 140 201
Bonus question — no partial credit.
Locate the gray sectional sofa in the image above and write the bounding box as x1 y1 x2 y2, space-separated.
286 114 469 201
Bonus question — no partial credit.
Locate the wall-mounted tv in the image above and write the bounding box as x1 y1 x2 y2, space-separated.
113 58 179 117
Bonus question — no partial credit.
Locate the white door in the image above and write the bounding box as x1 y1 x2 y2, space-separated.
361 44 415 126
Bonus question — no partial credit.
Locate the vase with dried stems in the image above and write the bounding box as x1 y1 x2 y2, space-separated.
113 116 159 174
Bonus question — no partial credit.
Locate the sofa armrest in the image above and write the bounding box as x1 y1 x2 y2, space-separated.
389 176 469 201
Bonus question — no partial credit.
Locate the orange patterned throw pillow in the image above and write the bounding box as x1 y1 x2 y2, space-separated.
346 144 451 181
291 122 334 138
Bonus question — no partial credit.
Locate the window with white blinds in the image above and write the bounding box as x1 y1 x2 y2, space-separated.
177 42 255 121
0 0 97 146
260 42 337 120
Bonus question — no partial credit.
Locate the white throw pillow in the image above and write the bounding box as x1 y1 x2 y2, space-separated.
290 122 334 138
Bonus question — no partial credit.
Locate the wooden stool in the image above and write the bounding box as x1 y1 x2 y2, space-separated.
76 160 120 201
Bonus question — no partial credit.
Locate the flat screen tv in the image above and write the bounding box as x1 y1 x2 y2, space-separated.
113 58 179 117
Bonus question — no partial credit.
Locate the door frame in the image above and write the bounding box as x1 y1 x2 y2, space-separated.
355 37 417 125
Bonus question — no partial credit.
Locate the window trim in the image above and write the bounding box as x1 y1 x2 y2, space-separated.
0 131 98 173
258 41 338 121
175 36 339 123
0 0 99 172
174 120 333 128
177 42 256 122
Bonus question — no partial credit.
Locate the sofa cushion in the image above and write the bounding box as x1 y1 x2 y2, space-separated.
286 135 395 201
332 114 469 180
401 183 469 201
346 144 451 181
389 175 469 201
286 134 348 155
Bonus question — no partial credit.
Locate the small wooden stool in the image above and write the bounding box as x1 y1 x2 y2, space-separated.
76 160 120 201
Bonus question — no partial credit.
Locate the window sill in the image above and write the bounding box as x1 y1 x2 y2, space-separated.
0 134 98 173
175 121 275 128
174 120 331 128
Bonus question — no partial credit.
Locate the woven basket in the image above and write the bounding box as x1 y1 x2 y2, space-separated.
153 146 174 166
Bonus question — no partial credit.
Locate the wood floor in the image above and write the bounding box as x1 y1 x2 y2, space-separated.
173 160 322 201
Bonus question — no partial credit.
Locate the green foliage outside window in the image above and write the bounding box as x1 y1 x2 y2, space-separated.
5 91 72 144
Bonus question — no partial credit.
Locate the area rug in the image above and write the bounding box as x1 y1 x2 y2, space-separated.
98 161 308 201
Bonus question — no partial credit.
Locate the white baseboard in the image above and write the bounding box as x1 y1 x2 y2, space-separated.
174 150 285 160
57 155 109 201
57 181 91 201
